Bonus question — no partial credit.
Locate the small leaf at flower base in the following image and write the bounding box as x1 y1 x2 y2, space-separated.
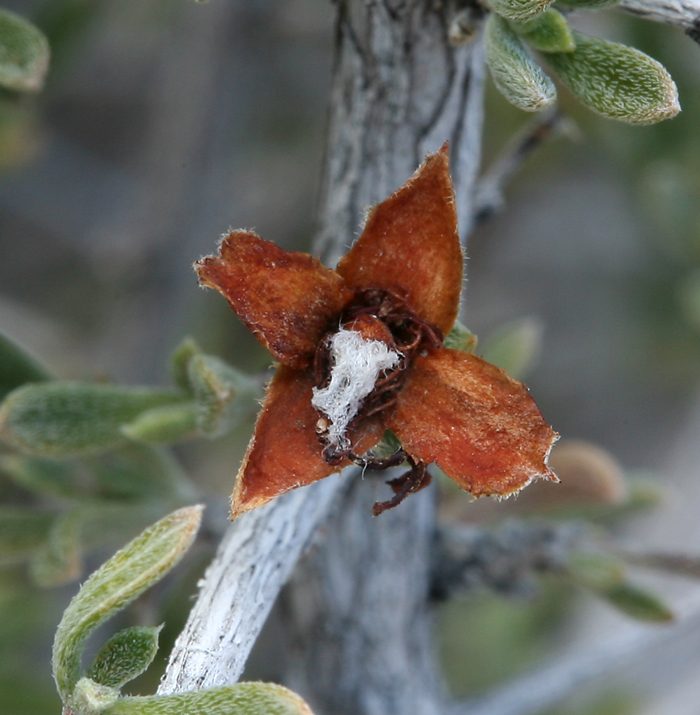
600 583 674 623
101 682 314 715
0 382 186 458
0 331 52 402
52 505 202 703
480 316 544 380
169 337 203 393
0 454 80 499
87 625 162 689
486 0 554 24
543 32 680 124
370 429 405 461
0 507 53 565
30 508 84 587
121 404 198 445
0 9 50 92
187 354 259 438
444 321 478 353
485 14 557 113
511 9 575 53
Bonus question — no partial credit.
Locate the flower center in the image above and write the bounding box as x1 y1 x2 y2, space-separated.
312 288 444 465
311 329 401 452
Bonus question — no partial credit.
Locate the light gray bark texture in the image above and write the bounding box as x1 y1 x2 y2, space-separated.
619 0 700 31
281 2 485 713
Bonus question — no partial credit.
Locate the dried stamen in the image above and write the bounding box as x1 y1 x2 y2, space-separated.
313 288 444 469
372 458 433 515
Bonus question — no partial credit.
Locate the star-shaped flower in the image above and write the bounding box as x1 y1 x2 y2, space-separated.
196 145 558 519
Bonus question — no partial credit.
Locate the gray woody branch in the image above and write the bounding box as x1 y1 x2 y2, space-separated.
160 0 700 713
619 0 700 38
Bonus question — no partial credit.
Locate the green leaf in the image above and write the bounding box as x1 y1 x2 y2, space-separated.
87 625 162 689
0 454 80 499
486 0 554 24
566 552 625 591
444 321 478 353
371 429 405 461
88 444 196 503
600 583 674 622
0 382 186 458
480 316 544 380
101 682 313 715
169 338 203 393
187 355 259 438
30 508 84 587
121 404 198 445
485 14 556 113
543 32 680 124
0 332 52 402
52 505 202 703
0 8 50 92
0 507 53 565
511 9 575 53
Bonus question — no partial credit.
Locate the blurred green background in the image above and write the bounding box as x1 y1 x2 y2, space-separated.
1 1 700 714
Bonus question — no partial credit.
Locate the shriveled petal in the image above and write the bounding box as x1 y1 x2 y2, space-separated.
196 231 353 369
335 144 463 336
386 348 558 498
230 365 383 518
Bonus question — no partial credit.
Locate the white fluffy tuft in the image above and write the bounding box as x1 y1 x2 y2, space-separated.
311 329 401 449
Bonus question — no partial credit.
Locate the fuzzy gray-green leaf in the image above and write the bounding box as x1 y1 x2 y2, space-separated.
0 382 186 458
481 316 544 380
52 505 202 703
169 337 203 393
487 0 554 23
0 454 79 498
512 9 575 53
544 32 680 124
30 508 84 587
601 583 674 622
89 444 196 503
0 507 53 565
0 8 50 92
0 332 52 401
101 682 313 715
485 14 556 112
188 355 259 437
566 551 625 591
87 625 162 689
121 404 198 445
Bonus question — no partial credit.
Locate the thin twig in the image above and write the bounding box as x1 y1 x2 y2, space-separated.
473 108 573 225
449 588 700 715
618 0 700 33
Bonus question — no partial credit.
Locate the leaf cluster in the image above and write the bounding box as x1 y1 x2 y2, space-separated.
0 332 260 587
52 506 313 715
481 0 681 124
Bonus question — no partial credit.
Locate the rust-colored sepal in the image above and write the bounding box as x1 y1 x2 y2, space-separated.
195 231 352 370
230 366 383 519
387 347 559 498
336 144 463 336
